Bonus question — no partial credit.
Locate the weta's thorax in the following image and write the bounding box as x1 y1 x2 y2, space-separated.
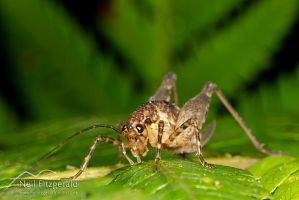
120 101 180 156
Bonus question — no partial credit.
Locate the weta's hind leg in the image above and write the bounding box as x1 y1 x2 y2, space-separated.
202 82 284 155
150 72 178 105
177 82 283 156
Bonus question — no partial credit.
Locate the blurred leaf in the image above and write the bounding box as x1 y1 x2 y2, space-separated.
237 65 299 156
249 156 296 178
99 0 298 103
0 0 133 120
99 0 159 80
170 0 242 50
250 156 299 194
0 0 299 199
176 0 298 102
272 170 299 200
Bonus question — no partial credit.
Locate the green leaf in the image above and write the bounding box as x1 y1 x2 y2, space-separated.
1 177 150 200
238 65 299 156
0 157 269 199
250 156 299 194
260 159 299 193
272 170 299 200
249 156 296 178
110 160 268 199
171 0 242 50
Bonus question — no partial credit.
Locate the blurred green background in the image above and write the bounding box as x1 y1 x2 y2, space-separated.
0 0 299 155
0 0 299 199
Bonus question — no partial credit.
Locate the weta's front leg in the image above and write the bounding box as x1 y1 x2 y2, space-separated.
63 136 134 180
195 128 214 168
155 120 164 171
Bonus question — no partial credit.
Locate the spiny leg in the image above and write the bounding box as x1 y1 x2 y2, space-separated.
155 120 164 171
131 140 142 164
202 82 283 155
150 72 178 105
65 136 133 179
121 143 135 165
30 124 121 170
195 129 214 167
117 143 135 164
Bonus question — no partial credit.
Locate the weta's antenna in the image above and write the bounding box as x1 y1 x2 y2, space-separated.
30 124 121 169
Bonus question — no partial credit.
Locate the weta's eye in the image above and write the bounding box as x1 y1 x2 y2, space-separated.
122 125 127 132
136 124 144 133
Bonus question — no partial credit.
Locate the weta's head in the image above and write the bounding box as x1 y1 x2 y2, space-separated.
120 119 149 157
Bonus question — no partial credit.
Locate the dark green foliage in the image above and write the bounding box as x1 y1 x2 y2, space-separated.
0 0 298 124
0 0 299 199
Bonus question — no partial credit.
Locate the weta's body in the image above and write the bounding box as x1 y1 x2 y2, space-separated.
125 99 213 155
35 72 283 179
